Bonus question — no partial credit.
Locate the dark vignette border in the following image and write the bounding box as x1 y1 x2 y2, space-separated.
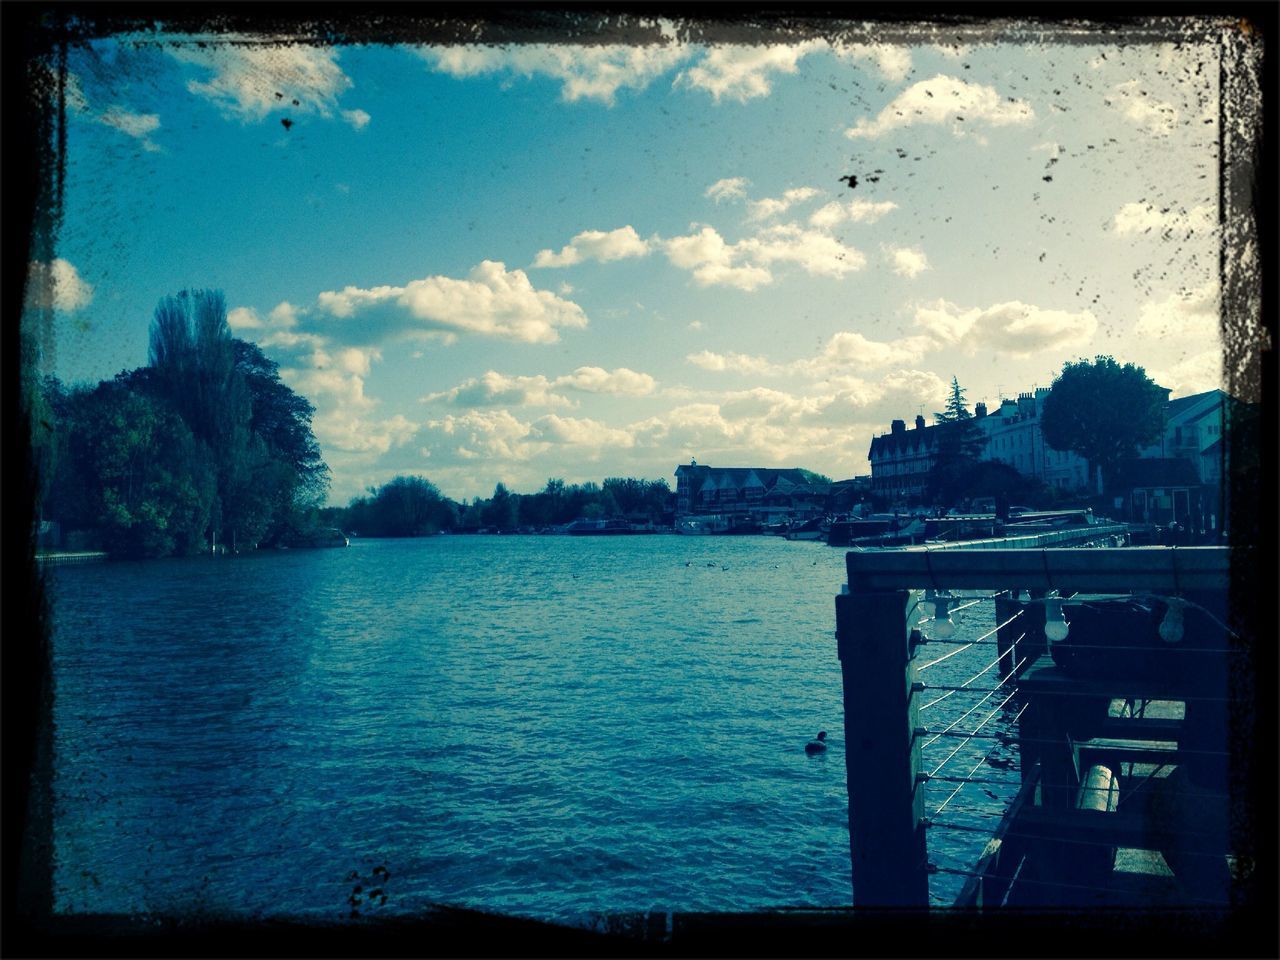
3 3 1274 957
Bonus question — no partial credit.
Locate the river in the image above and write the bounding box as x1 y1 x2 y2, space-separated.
48 534 1019 923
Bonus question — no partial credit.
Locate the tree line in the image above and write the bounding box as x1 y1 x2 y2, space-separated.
321 475 674 537
34 290 329 558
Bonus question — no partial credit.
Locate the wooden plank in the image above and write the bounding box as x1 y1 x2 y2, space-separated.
846 546 1231 594
953 763 1041 910
835 589 928 908
1018 806 1230 849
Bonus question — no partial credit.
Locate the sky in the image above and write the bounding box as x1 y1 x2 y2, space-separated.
30 17 1230 504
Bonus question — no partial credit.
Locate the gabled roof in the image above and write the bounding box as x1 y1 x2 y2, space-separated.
1165 389 1223 423
1114 457 1202 489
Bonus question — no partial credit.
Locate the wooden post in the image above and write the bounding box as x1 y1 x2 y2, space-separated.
835 587 928 908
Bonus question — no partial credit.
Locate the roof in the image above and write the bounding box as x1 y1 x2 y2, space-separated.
1164 389 1223 423
868 423 940 458
675 464 813 495
1113 457 1202 489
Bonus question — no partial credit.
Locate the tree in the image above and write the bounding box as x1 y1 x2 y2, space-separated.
928 376 986 507
73 380 217 557
1041 356 1167 492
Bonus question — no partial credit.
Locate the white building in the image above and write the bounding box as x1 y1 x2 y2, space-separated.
972 390 1093 491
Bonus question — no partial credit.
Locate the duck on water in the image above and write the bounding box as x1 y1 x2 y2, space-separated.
805 731 828 755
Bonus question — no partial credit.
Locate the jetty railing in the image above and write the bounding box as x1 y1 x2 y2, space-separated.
835 545 1236 910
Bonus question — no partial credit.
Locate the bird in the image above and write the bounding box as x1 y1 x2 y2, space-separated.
805 731 829 755
838 174 858 190
281 118 294 131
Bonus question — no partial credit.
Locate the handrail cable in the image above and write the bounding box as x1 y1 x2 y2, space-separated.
919 658 1025 749
916 611 1024 671
932 703 1029 813
918 636 1025 711
927 690 1020 779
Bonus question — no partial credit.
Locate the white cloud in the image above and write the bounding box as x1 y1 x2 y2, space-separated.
705 177 749 202
1107 80 1178 136
834 42 912 82
688 329 932 381
913 299 1098 356
686 350 782 376
423 371 572 409
663 226 773 291
529 414 635 448
743 224 866 278
808 198 898 228
1146 350 1223 399
341 108 371 130
170 43 362 122
675 41 824 103
315 260 588 344
555 366 656 396
746 186 822 221
1111 202 1216 238
25 259 94 312
846 74 1034 139
886 245 930 278
1134 283 1220 344
416 43 691 106
65 71 162 150
532 225 650 268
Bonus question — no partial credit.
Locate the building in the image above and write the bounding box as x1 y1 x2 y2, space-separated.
866 415 939 501
867 384 1224 503
673 462 828 519
1138 389 1225 486
973 390 1092 491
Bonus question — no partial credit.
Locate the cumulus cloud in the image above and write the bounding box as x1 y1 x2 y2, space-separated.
416 43 691 106
833 42 912 82
170 43 365 123
1134 283 1220 344
663 226 773 291
742 224 866 278
746 186 821 221
555 366 656 396
809 198 898 228
1106 80 1178 136
423 371 573 409
422 408 635 464
688 330 933 381
675 41 824 102
532 225 651 268
705 177 749 202
1146 350 1223 399
1111 202 1216 238
913 299 1098 356
315 260 588 345
26 259 94 312
846 74 1033 139
886 245 930 277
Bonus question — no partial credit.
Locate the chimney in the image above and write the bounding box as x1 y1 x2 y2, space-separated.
915 414 926 430
891 419 906 435
1018 392 1035 417
975 401 987 418
999 398 1017 417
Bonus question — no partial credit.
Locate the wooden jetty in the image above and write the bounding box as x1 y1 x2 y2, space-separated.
835 541 1248 913
34 551 108 566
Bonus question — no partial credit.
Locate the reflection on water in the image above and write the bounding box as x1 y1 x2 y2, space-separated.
49 535 1014 921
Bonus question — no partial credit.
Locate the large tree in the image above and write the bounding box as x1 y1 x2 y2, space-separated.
1040 356 1167 492
928 376 986 506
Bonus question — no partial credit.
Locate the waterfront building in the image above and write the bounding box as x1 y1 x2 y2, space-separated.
673 462 827 519
865 415 938 502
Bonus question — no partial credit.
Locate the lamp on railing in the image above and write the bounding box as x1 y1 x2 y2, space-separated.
1158 598 1185 644
1044 592 1070 642
929 592 955 639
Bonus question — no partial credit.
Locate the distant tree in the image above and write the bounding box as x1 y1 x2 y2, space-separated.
353 475 457 536
797 469 833 486
1041 356 1167 492
928 377 986 506
482 482 520 530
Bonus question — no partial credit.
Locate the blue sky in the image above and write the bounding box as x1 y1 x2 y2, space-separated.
33 22 1227 503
